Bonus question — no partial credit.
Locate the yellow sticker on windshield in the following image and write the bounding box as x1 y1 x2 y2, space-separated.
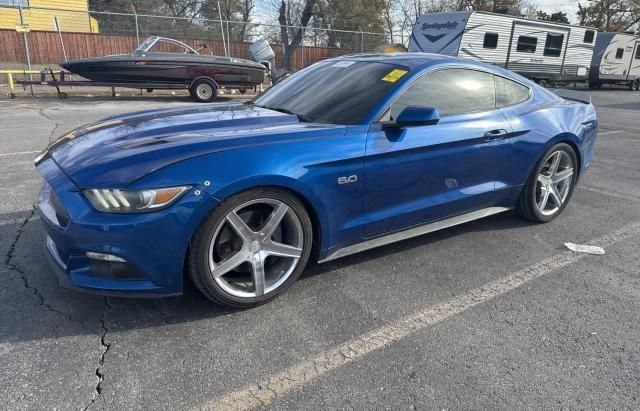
382 69 408 83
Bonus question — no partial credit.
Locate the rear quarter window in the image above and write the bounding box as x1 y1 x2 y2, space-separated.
495 76 530 108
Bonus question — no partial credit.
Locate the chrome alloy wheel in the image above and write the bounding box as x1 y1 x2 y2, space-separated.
535 151 574 216
196 83 213 100
207 199 304 298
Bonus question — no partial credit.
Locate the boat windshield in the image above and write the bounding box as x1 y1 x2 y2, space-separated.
134 37 198 54
251 60 410 125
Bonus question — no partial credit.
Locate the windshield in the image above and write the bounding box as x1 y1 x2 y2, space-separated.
252 61 409 125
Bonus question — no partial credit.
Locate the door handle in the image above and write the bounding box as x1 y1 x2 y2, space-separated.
484 129 508 141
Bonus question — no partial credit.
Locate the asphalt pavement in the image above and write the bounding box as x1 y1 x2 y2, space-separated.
1 89 639 410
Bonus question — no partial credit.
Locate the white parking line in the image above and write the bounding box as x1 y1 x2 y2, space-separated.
0 216 40 227
600 123 640 133
598 130 624 136
198 221 640 411
0 150 40 157
580 186 640 202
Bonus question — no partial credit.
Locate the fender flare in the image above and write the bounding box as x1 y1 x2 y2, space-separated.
206 175 331 255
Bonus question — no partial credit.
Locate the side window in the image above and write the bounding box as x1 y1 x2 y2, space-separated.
483 33 499 49
544 33 564 57
583 30 595 43
616 48 624 59
635 46 640 59
495 76 531 108
517 36 537 53
389 69 496 119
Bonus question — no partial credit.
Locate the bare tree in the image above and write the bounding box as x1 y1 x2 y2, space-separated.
277 0 317 71
576 0 640 31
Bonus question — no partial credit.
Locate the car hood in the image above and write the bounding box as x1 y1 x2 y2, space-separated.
42 103 346 188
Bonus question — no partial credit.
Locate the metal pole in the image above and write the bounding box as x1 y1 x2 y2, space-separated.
217 2 228 57
18 4 34 96
54 17 68 62
226 19 231 57
132 6 140 46
301 28 304 68
360 31 364 53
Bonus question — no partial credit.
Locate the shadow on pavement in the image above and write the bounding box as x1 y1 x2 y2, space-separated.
1 209 534 343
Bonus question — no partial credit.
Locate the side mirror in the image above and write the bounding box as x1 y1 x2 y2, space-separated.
390 106 440 128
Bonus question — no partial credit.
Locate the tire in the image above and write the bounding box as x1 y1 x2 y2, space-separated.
188 188 313 307
189 78 218 102
589 81 602 90
517 143 578 223
538 79 549 88
630 79 640 91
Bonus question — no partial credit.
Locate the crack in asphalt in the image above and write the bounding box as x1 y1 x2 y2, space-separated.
3 207 67 315
85 297 112 410
3 207 88 328
38 108 61 143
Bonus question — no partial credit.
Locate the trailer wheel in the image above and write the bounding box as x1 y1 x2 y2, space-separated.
630 79 640 91
146 88 154 93
588 81 602 89
190 78 217 102
538 79 549 88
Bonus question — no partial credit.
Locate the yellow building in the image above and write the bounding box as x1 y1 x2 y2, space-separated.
0 0 98 33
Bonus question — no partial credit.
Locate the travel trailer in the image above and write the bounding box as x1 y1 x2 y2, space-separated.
409 10 597 86
589 32 640 90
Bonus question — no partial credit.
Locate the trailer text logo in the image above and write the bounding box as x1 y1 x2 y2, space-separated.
422 21 459 30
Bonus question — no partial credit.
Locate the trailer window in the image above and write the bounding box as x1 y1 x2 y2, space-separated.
483 33 499 49
494 76 530 108
583 30 595 43
616 48 624 59
389 69 495 118
544 33 564 57
517 36 537 53
636 47 640 59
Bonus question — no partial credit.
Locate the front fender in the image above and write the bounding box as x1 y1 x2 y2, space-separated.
129 130 367 260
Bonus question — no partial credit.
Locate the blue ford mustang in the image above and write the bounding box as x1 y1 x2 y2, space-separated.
35 53 598 307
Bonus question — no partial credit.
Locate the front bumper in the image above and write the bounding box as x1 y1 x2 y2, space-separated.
36 157 217 297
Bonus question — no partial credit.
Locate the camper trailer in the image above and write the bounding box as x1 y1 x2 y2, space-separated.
589 32 640 90
409 11 597 86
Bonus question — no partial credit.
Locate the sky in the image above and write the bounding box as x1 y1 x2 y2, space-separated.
252 0 585 25
532 0 581 22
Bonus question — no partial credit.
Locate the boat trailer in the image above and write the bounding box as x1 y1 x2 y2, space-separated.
6 68 257 101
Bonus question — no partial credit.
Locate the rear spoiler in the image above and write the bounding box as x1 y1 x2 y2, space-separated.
551 89 591 104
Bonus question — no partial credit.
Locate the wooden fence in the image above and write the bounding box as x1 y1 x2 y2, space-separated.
0 29 355 70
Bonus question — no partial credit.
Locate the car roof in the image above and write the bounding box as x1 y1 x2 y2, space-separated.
333 52 464 70
332 52 538 86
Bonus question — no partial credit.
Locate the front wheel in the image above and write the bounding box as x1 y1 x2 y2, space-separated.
188 188 313 307
517 143 578 223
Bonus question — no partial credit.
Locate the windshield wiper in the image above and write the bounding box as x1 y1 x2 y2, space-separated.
267 107 314 123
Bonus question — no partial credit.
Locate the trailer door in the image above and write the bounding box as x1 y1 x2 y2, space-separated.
506 22 570 80
628 41 640 79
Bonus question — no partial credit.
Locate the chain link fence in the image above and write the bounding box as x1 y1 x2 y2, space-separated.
1 5 391 72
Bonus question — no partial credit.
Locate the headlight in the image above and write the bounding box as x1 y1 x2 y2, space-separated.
83 186 191 213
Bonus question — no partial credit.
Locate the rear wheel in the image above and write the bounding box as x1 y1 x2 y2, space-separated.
188 188 313 307
517 143 578 223
538 79 549 88
190 78 218 102
630 79 640 91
